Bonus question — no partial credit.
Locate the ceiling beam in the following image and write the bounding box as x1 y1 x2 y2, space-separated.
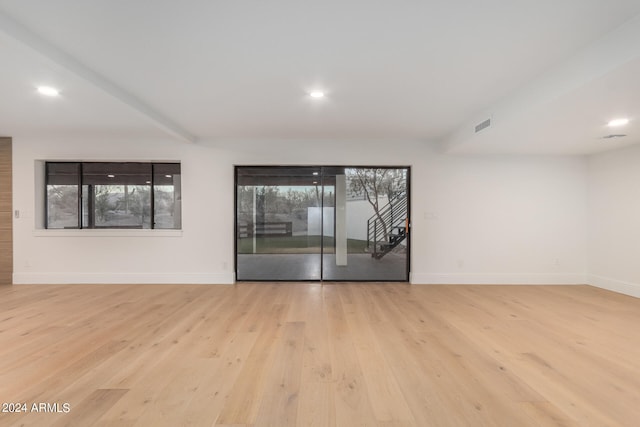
0 10 197 143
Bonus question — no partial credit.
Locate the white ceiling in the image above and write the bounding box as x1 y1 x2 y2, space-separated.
0 0 639 154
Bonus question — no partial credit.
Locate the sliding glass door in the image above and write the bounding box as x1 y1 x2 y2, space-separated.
235 166 409 281
321 167 409 281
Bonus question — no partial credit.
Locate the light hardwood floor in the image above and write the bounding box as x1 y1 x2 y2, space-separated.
0 283 639 426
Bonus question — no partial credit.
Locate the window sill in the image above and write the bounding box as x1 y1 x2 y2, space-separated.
33 229 183 237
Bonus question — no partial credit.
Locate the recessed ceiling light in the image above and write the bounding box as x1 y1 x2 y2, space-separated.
37 86 59 96
309 91 325 99
608 118 629 127
312 172 319 176
107 174 115 178
165 174 172 178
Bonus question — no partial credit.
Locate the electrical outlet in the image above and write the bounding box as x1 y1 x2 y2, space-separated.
14 210 19 219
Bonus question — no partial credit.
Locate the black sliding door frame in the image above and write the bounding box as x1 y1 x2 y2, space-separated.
234 165 411 282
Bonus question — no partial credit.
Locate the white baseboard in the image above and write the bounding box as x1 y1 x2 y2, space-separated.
410 273 587 285
588 275 640 298
12 272 235 285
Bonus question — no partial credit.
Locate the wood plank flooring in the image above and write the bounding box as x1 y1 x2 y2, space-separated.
0 283 639 426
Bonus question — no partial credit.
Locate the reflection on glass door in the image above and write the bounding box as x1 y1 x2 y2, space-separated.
235 166 409 281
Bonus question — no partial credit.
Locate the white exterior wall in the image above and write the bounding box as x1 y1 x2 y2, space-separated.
307 207 334 237
12 137 588 285
345 197 388 242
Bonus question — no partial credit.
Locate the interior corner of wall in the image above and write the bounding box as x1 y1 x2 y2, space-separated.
33 160 45 229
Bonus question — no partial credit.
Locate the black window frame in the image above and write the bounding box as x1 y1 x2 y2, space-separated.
45 161 181 230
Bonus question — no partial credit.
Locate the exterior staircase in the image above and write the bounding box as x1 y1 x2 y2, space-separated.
367 191 408 260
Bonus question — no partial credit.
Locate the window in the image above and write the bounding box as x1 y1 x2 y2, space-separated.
46 162 181 230
46 163 81 229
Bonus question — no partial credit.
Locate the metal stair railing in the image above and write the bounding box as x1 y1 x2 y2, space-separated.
367 191 408 259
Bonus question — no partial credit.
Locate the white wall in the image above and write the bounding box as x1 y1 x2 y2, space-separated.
307 207 334 237
345 197 389 242
587 144 640 297
413 153 587 284
12 137 588 285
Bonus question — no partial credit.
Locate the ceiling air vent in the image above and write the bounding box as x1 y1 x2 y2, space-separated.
475 118 491 133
